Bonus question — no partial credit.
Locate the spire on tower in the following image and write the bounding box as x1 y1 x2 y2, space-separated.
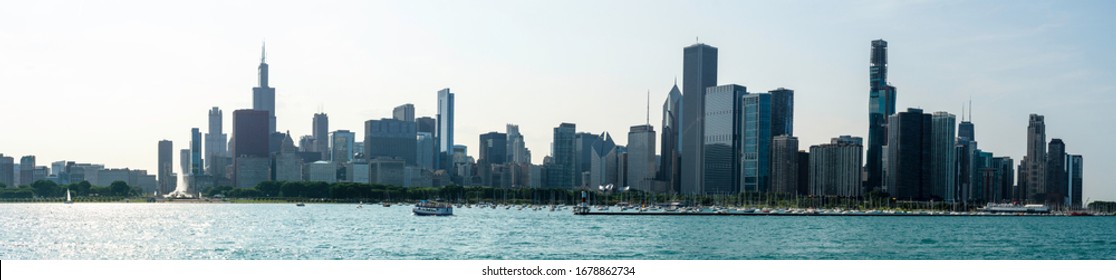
261 41 266 63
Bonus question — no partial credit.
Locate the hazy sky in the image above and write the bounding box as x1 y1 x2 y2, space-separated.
2 1 1113 201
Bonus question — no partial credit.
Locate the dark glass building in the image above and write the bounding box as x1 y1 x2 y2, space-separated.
702 84 743 195
885 108 931 201
681 43 718 195
866 39 897 193
769 88 794 137
548 123 577 188
365 118 418 165
232 109 271 158
1046 139 1067 206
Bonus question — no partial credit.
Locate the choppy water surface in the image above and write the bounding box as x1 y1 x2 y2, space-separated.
1 203 1113 260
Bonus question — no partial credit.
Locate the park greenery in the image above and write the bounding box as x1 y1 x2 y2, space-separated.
3 179 1113 213
0 180 139 200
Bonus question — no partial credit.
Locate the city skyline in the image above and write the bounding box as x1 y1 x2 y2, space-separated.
1 1 1113 201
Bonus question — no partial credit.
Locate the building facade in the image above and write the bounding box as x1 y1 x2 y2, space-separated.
770 136 799 195
809 136 863 197
626 124 656 192
702 84 744 195
365 118 418 165
866 39 898 193
680 43 718 195
885 108 931 200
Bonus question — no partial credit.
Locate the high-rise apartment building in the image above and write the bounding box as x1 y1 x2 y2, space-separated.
885 108 931 200
809 136 863 197
770 135 799 195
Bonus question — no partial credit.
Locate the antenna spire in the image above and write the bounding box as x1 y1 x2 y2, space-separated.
261 41 266 63
968 98 973 122
646 89 651 125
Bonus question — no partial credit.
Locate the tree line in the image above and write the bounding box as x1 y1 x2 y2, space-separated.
0 180 139 199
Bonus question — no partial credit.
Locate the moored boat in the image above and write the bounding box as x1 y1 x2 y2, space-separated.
413 200 453 216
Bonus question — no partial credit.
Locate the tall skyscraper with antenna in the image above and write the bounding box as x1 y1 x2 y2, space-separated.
253 43 277 133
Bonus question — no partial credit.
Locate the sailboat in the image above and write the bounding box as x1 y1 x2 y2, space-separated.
64 189 74 204
382 187 392 207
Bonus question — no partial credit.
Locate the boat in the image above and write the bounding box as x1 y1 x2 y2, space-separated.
64 189 74 204
413 199 453 216
977 203 1051 214
357 201 363 209
296 203 305 207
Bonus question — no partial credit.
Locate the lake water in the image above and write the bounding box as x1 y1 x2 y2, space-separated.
1 203 1113 260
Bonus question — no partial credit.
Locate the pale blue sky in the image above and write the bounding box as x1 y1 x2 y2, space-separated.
1 0 1113 201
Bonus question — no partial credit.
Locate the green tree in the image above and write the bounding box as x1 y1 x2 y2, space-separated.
109 181 132 197
257 181 282 197
31 180 61 198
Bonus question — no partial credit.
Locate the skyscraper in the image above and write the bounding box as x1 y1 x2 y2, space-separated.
393 103 415 122
479 132 508 166
680 43 718 195
574 132 600 187
588 132 618 189
704 84 743 195
252 44 277 133
991 156 1015 203
1046 138 1067 206
506 124 529 164
437 88 455 171
866 39 898 193
365 118 418 165
769 88 794 137
190 128 203 176
331 130 356 163
929 112 956 201
626 124 656 192
479 132 508 187
157 141 173 194
0 154 14 187
232 109 270 188
885 108 931 200
659 82 683 194
205 107 228 178
770 135 799 195
1067 154 1083 208
1019 114 1046 202
416 132 435 170
809 136 863 197
741 91 774 194
313 113 329 160
548 123 576 188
